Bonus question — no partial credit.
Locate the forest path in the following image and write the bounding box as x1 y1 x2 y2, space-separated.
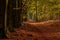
8 20 60 40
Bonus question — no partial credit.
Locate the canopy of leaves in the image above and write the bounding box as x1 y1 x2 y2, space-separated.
22 0 60 21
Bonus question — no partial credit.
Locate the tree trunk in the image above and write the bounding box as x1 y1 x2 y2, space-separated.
0 0 7 39
7 0 22 32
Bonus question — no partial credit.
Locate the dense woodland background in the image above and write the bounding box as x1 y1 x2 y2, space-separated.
7 0 60 25
22 0 60 21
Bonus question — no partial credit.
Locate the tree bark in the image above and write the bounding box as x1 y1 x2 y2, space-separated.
0 0 7 39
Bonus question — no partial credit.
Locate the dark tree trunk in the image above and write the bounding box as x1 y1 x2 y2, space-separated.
0 0 7 39
7 0 22 32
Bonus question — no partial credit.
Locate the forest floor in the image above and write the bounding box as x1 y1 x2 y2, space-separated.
5 20 60 40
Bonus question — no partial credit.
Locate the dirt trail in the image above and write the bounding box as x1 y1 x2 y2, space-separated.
7 20 60 40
